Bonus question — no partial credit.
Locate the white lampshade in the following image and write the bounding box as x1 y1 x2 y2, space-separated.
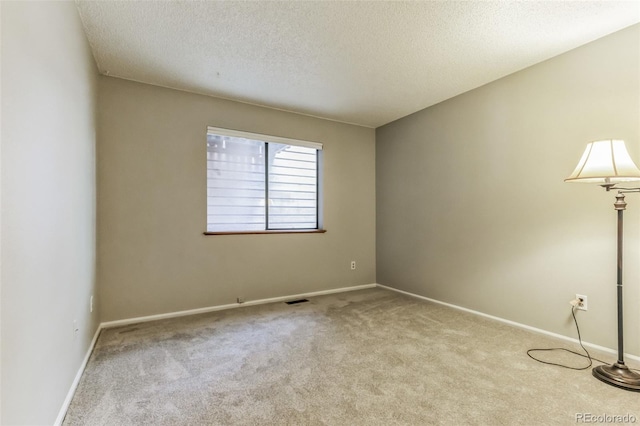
565 140 640 184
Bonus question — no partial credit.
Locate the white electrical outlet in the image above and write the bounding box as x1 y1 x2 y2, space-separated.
576 294 588 311
350 261 356 270
237 296 245 304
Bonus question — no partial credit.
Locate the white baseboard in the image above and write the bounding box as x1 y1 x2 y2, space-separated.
54 325 102 426
100 283 378 329
376 283 640 363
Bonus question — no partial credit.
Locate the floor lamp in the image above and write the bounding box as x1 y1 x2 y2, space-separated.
565 139 640 391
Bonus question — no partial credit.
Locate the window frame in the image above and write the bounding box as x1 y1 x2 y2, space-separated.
204 126 325 236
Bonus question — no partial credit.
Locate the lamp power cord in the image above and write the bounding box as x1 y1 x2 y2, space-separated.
527 305 639 372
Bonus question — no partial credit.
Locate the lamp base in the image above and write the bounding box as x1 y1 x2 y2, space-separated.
592 363 640 392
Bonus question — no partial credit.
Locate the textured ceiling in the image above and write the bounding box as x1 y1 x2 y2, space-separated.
75 1 640 128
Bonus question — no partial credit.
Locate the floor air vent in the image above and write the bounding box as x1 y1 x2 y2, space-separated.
285 299 309 305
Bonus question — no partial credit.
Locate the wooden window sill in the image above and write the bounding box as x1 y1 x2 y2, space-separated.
203 229 326 236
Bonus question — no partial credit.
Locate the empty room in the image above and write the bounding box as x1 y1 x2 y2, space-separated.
2 1 640 425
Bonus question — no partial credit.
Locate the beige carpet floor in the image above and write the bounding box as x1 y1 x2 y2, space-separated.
63 288 640 425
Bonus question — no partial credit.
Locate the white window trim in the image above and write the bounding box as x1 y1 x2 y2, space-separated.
207 126 323 151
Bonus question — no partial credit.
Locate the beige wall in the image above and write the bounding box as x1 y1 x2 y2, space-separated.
98 77 376 322
377 24 640 356
1 2 99 424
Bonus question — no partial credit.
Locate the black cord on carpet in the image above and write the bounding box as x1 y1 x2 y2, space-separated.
526 306 639 372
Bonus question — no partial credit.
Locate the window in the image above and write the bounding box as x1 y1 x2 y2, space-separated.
206 126 323 233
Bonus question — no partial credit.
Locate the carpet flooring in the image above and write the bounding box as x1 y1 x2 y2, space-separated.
63 288 640 425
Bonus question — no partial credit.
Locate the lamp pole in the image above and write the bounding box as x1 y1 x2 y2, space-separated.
591 188 640 391
615 192 625 365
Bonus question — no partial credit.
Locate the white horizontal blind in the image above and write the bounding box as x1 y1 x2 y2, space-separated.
207 134 266 231
206 127 321 232
268 143 318 229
